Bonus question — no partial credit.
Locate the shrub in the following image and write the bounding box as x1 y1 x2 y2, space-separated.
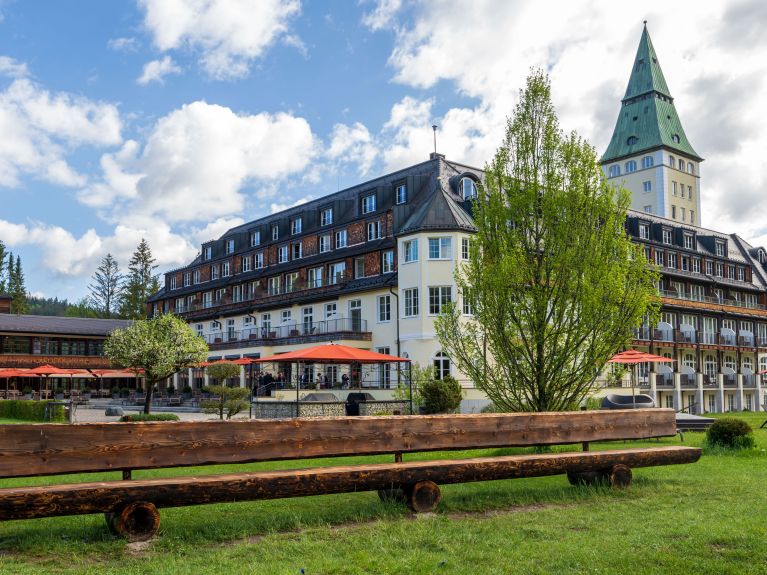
706 418 755 449
201 385 250 420
120 413 180 422
0 400 65 422
420 375 463 414
481 402 502 413
182 385 193 395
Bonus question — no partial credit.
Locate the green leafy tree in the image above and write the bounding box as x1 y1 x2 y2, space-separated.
435 70 660 413
206 361 241 385
105 314 208 414
88 253 124 318
64 297 101 318
120 239 160 319
393 362 434 412
202 385 250 420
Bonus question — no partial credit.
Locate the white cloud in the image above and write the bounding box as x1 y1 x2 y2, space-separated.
361 0 403 31
192 216 246 244
137 56 182 85
0 217 197 278
83 101 316 223
0 56 28 78
326 122 378 175
139 0 301 80
0 77 121 188
270 196 311 214
107 37 141 52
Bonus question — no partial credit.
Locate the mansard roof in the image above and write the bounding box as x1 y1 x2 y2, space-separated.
0 314 132 337
602 24 701 163
398 182 475 235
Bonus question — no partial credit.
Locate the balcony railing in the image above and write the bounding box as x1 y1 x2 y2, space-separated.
203 317 368 346
633 328 767 348
173 271 356 317
659 290 765 311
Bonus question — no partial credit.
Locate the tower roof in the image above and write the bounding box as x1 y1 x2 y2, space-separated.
601 24 702 163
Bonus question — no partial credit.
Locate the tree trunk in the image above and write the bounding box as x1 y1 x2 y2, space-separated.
143 382 154 414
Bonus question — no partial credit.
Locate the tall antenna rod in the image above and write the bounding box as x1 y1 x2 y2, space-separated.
432 124 438 155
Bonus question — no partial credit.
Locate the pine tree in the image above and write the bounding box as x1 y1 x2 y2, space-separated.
8 254 28 314
119 239 160 320
0 240 7 294
88 253 124 318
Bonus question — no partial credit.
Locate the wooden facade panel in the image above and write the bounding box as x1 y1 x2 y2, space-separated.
0 410 677 479
0 446 700 519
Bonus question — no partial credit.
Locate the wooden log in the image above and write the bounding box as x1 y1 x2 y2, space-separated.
0 446 700 520
407 481 441 513
0 410 678 479
104 501 160 541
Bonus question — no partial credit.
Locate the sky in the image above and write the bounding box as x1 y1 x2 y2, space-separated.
1 0 766 302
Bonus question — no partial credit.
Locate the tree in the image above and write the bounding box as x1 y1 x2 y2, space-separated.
434 70 660 413
8 254 28 314
89 253 124 318
120 239 160 320
64 297 101 318
104 314 208 414
0 240 7 293
420 375 463 414
202 384 250 421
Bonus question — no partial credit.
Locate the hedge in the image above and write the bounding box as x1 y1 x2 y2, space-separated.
120 413 180 422
0 400 65 422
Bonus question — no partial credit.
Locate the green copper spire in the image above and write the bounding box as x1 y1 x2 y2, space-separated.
602 23 701 163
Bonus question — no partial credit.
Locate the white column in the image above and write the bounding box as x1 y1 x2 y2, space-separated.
672 372 682 411
239 366 246 388
736 374 744 411
756 378 763 412
173 372 179 390
650 375 658 407
716 374 725 413
695 373 704 414
188 368 194 391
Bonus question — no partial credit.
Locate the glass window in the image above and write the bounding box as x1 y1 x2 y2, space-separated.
354 257 365 279
262 313 272 332
428 286 452 314
319 234 331 253
461 177 478 199
404 239 418 262
642 156 654 169
362 194 376 214
225 239 235 254
643 181 651 192
255 253 264 268
291 217 302 235
211 265 219 280
278 245 288 263
268 277 280 295
242 255 252 272
271 225 279 241
169 276 177 290
643 205 652 213
662 229 672 244
625 160 636 173
396 184 407 205
320 208 333 226
221 261 230 277
184 273 191 287
404 288 419 317
328 262 346 284
716 241 726 257
335 229 348 249
193 270 200 284
683 234 693 249
692 258 700 273
285 272 298 293
378 295 391 322
382 250 394 273
672 181 677 196
309 266 323 288
609 165 620 177
325 303 337 319
639 224 650 240
428 237 452 259
292 242 302 259
433 352 450 380
461 237 471 259
462 288 474 315
367 220 382 241
251 231 260 246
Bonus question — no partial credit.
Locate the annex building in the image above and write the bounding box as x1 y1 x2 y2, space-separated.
148 24 767 414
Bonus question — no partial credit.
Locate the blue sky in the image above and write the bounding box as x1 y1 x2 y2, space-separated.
2 0 766 302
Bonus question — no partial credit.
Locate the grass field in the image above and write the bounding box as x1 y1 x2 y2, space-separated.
1 412 766 574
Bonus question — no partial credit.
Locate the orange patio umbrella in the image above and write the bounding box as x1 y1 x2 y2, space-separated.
608 350 675 407
253 343 410 364
27 364 76 394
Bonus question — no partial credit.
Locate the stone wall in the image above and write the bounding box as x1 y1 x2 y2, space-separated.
253 401 346 419
358 400 409 415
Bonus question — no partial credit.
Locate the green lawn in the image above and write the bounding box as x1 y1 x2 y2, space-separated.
1 413 766 574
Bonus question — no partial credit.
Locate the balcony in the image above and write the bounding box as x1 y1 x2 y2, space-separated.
659 290 767 313
204 317 370 350
633 328 767 349
173 271 356 320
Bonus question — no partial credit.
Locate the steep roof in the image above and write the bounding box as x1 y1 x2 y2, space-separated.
602 24 701 163
0 314 132 337
398 181 475 235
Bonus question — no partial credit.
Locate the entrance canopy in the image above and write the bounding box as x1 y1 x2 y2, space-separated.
254 343 410 365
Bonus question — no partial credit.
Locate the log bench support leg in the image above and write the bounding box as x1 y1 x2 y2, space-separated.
105 501 161 542
567 464 633 488
406 480 441 513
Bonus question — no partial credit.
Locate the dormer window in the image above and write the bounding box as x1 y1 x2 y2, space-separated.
250 231 260 247
461 177 478 200
609 165 620 178
626 136 638 146
625 160 637 173
683 233 694 250
662 229 672 245
225 239 235 254
715 240 726 257
671 134 681 143
362 194 376 214
271 225 279 241
638 223 650 240
203 246 212 260
395 183 407 205
291 217 302 235
320 207 333 226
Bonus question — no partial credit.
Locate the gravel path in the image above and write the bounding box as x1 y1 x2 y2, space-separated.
74 407 230 423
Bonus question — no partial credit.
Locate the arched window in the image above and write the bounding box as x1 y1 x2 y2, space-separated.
609 165 621 178
703 355 717 377
625 160 637 173
687 162 694 174
626 136 638 146
683 354 695 368
642 156 654 169
460 177 477 200
669 155 675 167
433 351 451 380
671 134 681 143
678 159 684 171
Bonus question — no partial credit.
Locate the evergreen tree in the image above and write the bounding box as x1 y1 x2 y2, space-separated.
8 254 28 314
88 253 124 318
0 240 7 294
120 239 160 320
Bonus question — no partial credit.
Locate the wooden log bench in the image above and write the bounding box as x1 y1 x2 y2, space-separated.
0 409 700 541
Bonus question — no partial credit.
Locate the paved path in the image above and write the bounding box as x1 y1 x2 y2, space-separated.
74 407 234 423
